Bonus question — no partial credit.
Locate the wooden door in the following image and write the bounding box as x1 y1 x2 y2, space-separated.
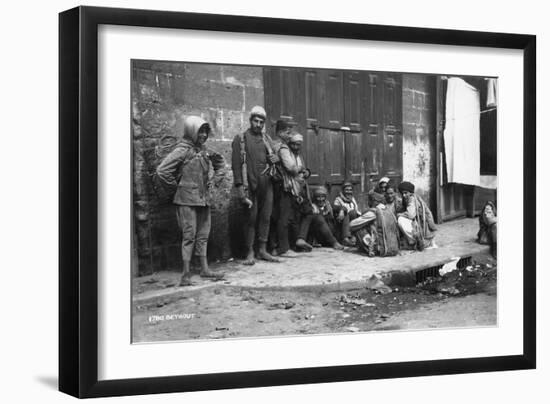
264 67 402 205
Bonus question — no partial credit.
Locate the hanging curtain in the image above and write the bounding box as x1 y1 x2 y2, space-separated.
443 77 481 186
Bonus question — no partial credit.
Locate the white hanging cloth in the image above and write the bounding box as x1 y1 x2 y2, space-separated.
443 77 481 186
486 78 498 108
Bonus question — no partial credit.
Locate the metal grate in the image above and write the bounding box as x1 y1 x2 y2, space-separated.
415 256 472 284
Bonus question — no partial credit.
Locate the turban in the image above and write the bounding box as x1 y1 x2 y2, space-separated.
398 181 415 194
343 181 353 189
379 177 390 185
249 105 266 120
313 186 328 197
289 133 304 143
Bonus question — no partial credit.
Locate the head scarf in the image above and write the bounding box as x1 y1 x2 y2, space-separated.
379 177 390 185
398 181 415 194
182 115 210 145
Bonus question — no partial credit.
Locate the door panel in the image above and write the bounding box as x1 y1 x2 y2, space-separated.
343 71 364 183
315 70 345 184
381 74 403 182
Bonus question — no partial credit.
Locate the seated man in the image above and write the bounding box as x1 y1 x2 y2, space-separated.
396 181 437 251
295 186 344 251
333 182 362 246
477 201 497 259
384 185 403 218
368 177 389 208
349 185 401 258
349 211 378 257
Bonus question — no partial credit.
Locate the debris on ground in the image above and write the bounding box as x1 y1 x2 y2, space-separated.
337 293 376 307
365 275 393 294
439 257 461 276
346 326 360 332
241 291 264 304
268 300 295 310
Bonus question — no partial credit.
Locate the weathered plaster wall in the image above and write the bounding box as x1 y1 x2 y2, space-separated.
132 61 263 275
402 74 437 211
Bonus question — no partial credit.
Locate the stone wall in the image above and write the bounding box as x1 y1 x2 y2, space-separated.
401 74 437 211
132 60 264 275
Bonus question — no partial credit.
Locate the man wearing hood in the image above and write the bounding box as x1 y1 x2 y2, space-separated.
156 115 225 286
231 106 280 265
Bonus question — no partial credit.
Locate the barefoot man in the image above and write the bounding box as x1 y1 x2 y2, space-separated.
232 106 280 265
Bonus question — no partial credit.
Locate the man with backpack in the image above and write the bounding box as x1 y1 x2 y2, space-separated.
156 115 226 286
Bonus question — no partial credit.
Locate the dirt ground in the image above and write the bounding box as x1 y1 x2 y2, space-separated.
132 255 497 342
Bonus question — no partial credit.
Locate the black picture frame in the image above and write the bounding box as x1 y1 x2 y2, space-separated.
59 5 536 398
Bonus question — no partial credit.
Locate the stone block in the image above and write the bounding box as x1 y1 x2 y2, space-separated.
185 63 223 83
183 80 244 110
403 106 420 126
222 109 246 140
222 65 263 88
402 88 415 108
244 86 265 111
403 74 428 91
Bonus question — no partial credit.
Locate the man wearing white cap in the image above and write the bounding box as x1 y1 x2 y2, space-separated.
231 106 280 265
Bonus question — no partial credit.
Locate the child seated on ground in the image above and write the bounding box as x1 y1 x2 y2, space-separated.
333 182 361 246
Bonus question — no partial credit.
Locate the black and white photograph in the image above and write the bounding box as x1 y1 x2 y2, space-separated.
131 60 498 343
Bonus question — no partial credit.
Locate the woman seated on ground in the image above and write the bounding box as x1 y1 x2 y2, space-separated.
333 182 361 246
396 181 437 251
368 177 389 208
295 186 344 251
477 201 497 259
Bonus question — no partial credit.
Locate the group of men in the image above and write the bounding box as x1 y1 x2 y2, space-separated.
156 106 438 286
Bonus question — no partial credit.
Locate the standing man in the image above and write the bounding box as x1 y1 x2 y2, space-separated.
232 106 280 265
276 132 310 257
268 120 296 256
156 115 225 286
